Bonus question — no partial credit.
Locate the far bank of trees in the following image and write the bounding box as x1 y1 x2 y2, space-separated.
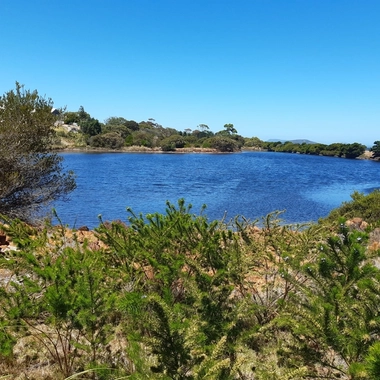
264 140 367 158
58 109 246 152
57 106 373 158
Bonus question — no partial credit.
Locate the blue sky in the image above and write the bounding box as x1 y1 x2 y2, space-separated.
2 0 379 145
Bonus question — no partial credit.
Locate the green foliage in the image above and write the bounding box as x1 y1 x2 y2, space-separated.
64 106 91 126
64 111 81 125
265 140 366 158
281 222 380 378
124 119 140 131
244 136 265 148
0 221 122 378
203 136 239 152
0 82 76 222
131 130 155 147
102 117 139 138
344 142 366 158
64 106 103 137
223 123 237 135
160 135 186 151
0 319 15 359
2 198 380 378
81 117 102 136
103 116 128 127
89 132 125 149
101 124 131 139
370 141 380 158
324 190 380 224
97 200 263 378
365 342 380 379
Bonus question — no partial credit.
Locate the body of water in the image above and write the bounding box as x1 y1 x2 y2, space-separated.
53 151 380 229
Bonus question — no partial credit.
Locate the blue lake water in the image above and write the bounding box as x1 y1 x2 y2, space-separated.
53 151 380 229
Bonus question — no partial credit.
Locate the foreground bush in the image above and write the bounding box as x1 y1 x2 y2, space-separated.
0 83 76 222
323 190 380 225
1 199 380 379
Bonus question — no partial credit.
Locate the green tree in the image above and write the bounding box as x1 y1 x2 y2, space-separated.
104 116 128 126
160 134 186 151
81 117 102 136
198 124 209 132
215 124 238 137
370 141 380 158
243 136 264 148
101 123 131 138
124 119 140 131
78 105 90 120
223 123 237 135
131 130 154 147
192 129 213 139
0 83 76 222
102 117 132 138
64 106 91 125
344 142 366 158
64 111 81 124
204 136 239 152
89 132 125 149
282 223 380 378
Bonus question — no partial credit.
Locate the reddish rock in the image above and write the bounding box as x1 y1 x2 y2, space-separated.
0 234 8 245
346 218 368 231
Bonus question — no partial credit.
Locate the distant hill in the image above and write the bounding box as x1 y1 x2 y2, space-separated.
267 139 318 144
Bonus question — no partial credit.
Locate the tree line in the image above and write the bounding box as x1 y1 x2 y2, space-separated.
59 108 246 153
264 140 367 158
59 105 377 158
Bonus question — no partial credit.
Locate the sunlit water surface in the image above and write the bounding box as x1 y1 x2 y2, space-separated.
53 151 380 229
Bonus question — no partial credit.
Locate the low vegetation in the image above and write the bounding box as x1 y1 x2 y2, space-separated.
56 104 372 157
264 140 366 158
324 190 380 225
1 193 380 379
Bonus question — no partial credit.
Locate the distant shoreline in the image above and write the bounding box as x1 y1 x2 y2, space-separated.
55 146 234 154
54 146 377 160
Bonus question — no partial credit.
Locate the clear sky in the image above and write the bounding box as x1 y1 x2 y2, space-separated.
2 0 379 145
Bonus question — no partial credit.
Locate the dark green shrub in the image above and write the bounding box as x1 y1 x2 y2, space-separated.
81 117 102 136
323 190 380 224
160 135 186 151
131 130 154 147
89 132 124 149
203 136 239 152
370 141 380 158
0 220 124 377
101 124 131 138
282 222 380 378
